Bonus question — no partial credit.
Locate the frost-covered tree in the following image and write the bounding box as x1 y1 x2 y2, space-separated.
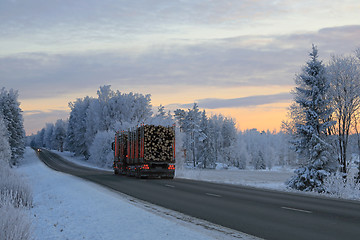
242 129 262 168
327 54 360 175
175 103 204 167
221 117 237 166
147 105 174 126
175 105 239 169
106 89 152 128
0 113 11 166
64 86 152 159
287 45 337 192
0 88 25 165
208 115 224 164
175 106 199 167
88 130 115 168
43 123 54 149
236 136 248 169
85 98 101 149
197 111 210 168
66 96 92 157
254 149 266 170
53 119 67 152
34 128 45 148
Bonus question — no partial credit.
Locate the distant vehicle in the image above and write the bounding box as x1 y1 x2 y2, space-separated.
112 124 175 178
37 148 42 152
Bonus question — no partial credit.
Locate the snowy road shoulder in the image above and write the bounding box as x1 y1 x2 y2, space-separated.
16 148 259 240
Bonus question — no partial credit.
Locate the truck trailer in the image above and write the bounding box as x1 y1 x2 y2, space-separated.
112 124 175 178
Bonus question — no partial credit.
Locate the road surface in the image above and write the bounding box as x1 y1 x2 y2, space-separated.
36 149 360 240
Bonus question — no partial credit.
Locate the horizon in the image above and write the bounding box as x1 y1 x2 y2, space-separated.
1 1 360 135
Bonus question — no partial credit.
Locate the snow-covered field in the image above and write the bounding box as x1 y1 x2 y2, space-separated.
16 148 259 240
176 167 294 190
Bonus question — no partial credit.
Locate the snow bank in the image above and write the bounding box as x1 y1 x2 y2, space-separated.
16 148 258 240
0 160 32 240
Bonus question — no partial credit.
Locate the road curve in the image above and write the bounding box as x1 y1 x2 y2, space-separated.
36 149 360 240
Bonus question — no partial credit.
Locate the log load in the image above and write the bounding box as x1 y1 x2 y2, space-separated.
113 124 175 178
142 125 175 163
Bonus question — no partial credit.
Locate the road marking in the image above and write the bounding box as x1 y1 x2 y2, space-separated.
281 206 312 214
165 184 175 188
206 193 222 198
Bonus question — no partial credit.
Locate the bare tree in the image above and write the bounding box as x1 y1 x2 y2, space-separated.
327 54 360 175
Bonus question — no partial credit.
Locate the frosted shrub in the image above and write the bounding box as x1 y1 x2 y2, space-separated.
0 163 32 208
0 203 32 240
324 173 360 200
0 162 33 240
88 130 115 168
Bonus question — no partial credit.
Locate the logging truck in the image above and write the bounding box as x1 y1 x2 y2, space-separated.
112 124 175 178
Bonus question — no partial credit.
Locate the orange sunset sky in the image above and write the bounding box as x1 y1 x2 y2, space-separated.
1 1 360 135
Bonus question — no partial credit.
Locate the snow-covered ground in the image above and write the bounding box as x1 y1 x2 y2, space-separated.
16 148 259 240
176 167 294 190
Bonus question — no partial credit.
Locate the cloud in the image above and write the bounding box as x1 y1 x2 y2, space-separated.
23 109 69 135
180 92 292 109
2 0 358 54
1 25 359 102
0 0 284 35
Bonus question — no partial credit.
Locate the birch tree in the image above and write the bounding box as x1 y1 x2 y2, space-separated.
327 54 360 175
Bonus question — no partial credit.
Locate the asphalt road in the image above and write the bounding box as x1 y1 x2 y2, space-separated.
36 149 360 240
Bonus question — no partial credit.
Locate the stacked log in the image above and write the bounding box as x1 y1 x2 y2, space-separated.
142 125 175 162
122 125 175 164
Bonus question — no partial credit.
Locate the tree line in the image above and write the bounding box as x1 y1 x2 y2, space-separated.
30 85 299 170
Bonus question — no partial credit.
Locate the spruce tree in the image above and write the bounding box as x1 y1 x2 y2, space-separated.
0 88 25 165
287 45 337 192
0 113 11 165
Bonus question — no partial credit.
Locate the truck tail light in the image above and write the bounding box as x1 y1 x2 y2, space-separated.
142 164 149 170
168 164 175 170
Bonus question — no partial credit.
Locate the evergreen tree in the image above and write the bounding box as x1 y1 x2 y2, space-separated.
175 103 203 167
198 110 212 168
221 117 237 165
148 105 174 126
53 119 67 152
34 128 45 148
43 123 54 149
237 137 248 169
0 88 25 165
66 96 92 158
254 150 266 170
0 113 11 165
287 45 337 192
